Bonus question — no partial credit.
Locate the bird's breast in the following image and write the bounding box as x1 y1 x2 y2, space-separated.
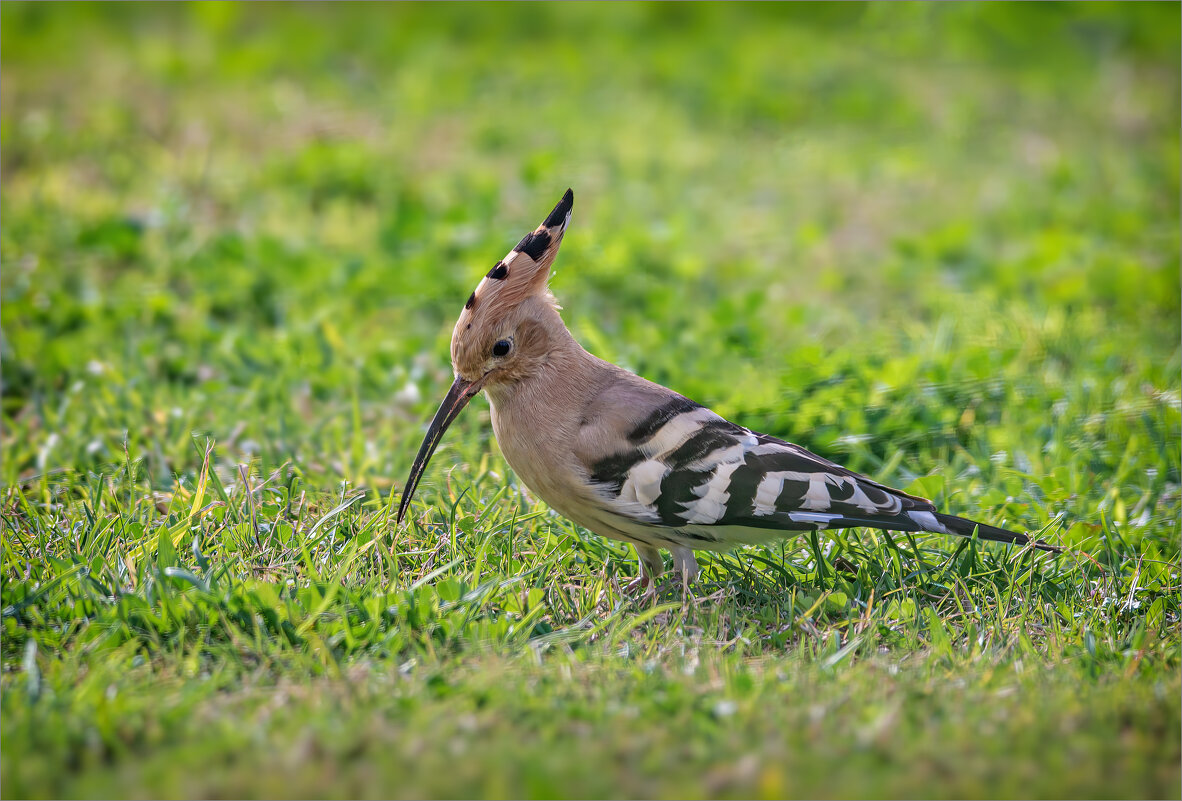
486 391 587 516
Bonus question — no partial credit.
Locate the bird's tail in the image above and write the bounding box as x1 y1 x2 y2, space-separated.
933 512 1062 553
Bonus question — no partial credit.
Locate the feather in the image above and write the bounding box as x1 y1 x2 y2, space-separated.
578 391 1057 553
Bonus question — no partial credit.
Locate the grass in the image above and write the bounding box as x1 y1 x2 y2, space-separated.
2 3 1180 798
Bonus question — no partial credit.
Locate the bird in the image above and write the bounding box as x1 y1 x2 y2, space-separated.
396 189 1061 593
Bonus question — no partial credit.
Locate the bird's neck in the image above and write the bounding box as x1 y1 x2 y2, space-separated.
481 317 609 513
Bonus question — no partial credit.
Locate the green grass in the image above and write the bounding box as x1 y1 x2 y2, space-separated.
2 3 1179 798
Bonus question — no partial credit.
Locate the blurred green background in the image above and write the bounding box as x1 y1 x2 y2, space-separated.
2 3 1179 799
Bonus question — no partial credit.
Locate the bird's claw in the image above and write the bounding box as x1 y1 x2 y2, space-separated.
623 574 657 602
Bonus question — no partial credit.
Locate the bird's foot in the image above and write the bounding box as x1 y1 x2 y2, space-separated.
624 573 649 593
625 544 664 602
671 546 699 585
623 573 658 603
667 546 700 604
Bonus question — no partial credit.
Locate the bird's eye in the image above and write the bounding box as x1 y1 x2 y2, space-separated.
491 339 512 358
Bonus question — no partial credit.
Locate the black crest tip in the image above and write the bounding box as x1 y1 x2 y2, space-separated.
542 188 574 229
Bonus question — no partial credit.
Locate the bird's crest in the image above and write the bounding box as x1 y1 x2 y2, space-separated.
457 188 572 324
449 189 573 378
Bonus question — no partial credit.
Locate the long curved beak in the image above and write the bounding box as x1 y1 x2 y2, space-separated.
395 374 485 526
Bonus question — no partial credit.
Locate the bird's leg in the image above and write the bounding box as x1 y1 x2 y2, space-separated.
670 545 700 600
625 544 664 597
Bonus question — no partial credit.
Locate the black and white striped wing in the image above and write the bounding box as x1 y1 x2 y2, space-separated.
585 396 945 544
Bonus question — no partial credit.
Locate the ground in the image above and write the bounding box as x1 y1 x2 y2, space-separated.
2 4 1179 799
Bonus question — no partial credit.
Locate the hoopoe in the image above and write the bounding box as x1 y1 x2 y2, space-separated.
396 190 1061 591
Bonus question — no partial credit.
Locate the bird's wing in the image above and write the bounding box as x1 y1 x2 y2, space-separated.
579 393 942 541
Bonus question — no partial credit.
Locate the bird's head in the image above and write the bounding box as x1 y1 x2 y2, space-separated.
449 188 573 391
397 189 574 525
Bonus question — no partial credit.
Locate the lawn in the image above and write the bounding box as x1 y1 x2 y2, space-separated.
2 3 1180 798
